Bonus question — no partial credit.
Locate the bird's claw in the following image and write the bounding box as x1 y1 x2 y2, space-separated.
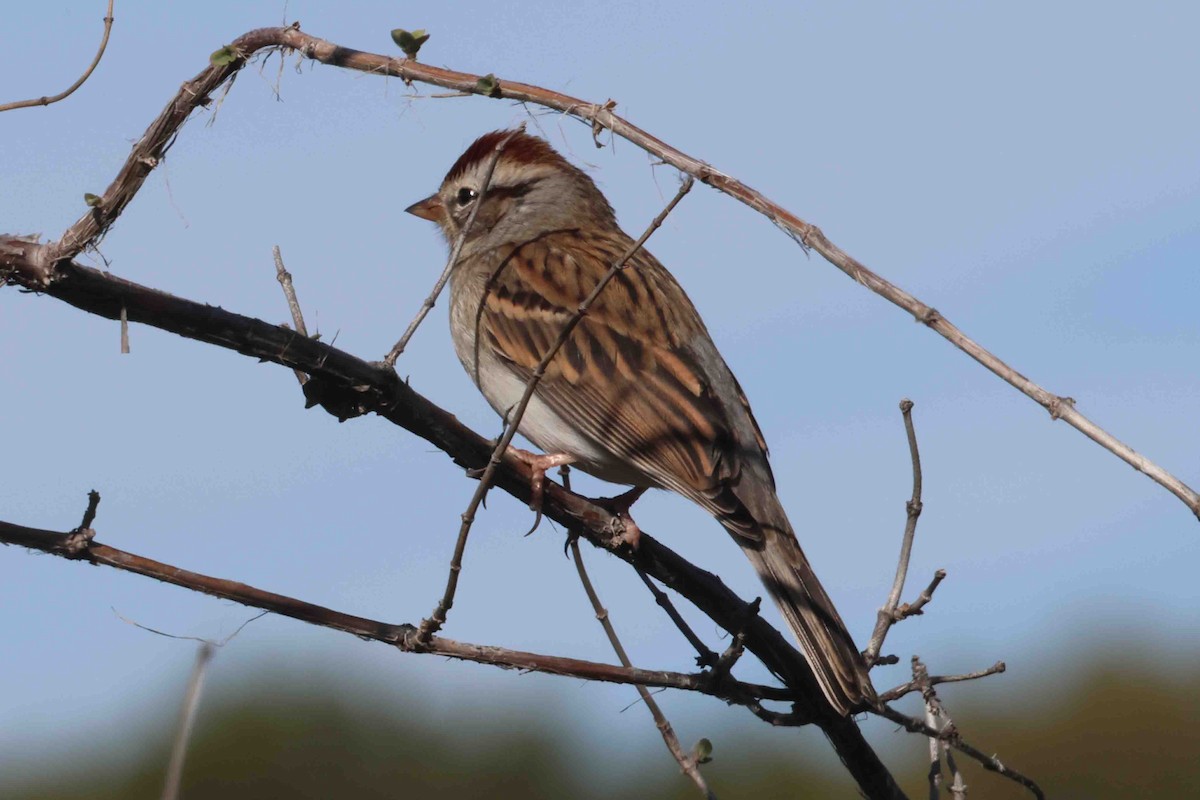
506 448 575 534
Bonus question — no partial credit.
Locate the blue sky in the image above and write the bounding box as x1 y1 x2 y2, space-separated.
2 0 1198 785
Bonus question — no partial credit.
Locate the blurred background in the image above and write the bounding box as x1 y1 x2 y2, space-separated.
2 2 1197 797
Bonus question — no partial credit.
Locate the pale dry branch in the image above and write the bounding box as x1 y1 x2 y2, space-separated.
896 569 947 620
571 538 715 799
0 0 115 113
161 643 212 800
878 661 1006 704
865 399 931 665
273 245 310 386
274 27 1197 521
877 704 1044 799
16 25 1197 520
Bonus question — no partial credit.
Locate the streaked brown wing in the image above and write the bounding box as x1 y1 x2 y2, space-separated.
477 230 767 540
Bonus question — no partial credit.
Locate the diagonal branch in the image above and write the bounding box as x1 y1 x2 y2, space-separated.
406 128 529 643
571 538 714 798
304 28 1199 521
413 175 695 644
877 704 1044 799
0 253 905 798
382 127 523 367
14 23 1194 524
12 26 1196 519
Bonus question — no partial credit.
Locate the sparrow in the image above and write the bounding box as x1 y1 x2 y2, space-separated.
406 129 875 715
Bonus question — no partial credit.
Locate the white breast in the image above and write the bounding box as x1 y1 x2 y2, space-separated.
447 274 647 487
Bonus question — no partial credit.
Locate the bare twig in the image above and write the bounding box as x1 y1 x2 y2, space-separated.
0 515 788 709
896 569 947 620
571 538 714 799
913 658 964 800
408 131 528 644
119 302 130 353
161 642 212 800
382 127 523 367
877 704 1044 799
636 568 718 667
413 174 694 645
878 661 1006 703
77 489 101 532
273 245 311 386
865 399 929 665
0 0 115 113
273 245 308 337
144 607 266 800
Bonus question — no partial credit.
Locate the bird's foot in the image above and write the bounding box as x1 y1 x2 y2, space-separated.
507 448 575 534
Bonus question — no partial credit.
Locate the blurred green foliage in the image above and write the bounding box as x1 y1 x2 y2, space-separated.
5 653 1197 799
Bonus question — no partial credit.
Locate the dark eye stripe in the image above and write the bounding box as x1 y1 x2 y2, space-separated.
481 178 540 202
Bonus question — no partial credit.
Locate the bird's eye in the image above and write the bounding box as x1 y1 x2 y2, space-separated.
455 187 478 206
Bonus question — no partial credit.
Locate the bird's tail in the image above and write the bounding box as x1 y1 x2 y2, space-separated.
730 493 876 715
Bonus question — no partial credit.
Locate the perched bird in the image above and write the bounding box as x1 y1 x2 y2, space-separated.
407 129 875 715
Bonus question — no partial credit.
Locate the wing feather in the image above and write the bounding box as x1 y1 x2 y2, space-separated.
477 230 766 541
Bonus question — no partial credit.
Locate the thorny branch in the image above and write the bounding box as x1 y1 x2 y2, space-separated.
0 0 115 113
0 25 1073 798
878 705 1044 799
302 26 1198 521
0 251 907 796
879 657 1045 800
13 25 1197 519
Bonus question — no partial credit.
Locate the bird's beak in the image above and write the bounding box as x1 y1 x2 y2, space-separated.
405 194 444 223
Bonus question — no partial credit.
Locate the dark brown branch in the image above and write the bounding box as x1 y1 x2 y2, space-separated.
636 567 719 668
77 489 101 532
571 539 714 798
0 28 920 796
0 0 115 113
0 251 903 797
1 515 795 708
